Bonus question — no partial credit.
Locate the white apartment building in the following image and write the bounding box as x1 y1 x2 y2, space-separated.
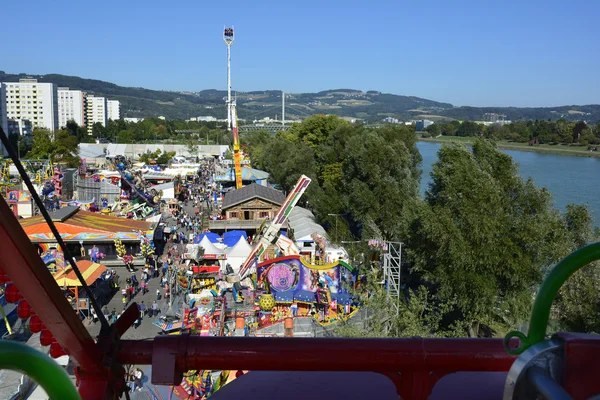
107 99 120 121
86 95 107 134
57 87 86 128
0 79 59 137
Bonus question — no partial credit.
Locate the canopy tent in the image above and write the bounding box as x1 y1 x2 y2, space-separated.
222 230 248 247
199 236 224 255
287 207 328 243
194 232 221 244
53 260 108 312
53 260 107 287
289 220 328 242
224 237 253 273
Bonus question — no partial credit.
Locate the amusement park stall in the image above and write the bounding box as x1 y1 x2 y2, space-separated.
52 260 108 315
18 206 156 258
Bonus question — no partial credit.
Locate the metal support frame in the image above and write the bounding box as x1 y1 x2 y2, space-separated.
382 241 402 312
117 336 516 400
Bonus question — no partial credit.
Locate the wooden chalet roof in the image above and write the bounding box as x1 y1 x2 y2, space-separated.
222 183 285 210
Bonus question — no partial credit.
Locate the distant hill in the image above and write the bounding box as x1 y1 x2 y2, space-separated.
1 71 598 123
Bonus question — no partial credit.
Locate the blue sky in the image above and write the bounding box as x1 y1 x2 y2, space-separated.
1 0 598 107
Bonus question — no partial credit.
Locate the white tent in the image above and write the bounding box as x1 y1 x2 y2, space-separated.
225 237 253 273
199 235 224 255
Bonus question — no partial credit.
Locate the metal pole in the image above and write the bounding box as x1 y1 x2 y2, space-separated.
227 44 231 131
282 91 285 126
526 367 574 400
328 214 342 243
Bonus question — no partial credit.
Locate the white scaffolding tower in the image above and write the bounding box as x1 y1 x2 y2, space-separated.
382 241 403 313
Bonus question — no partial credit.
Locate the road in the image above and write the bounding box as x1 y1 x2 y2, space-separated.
85 197 213 340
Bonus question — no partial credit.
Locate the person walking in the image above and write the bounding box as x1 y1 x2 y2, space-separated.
138 301 145 320
152 301 158 317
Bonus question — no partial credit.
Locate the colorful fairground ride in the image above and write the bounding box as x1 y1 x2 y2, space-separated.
106 155 163 206
255 256 357 328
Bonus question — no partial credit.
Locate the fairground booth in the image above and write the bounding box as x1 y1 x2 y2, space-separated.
53 260 110 317
19 206 156 260
40 249 113 317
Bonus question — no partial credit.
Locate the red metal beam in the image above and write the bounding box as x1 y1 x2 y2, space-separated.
0 197 104 373
116 336 516 385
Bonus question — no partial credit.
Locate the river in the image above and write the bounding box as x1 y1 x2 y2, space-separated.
417 141 600 224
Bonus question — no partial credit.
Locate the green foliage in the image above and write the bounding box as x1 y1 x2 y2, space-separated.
554 204 600 333
435 119 600 146
138 149 176 165
91 122 107 139
26 128 80 167
407 139 573 336
248 115 421 242
65 120 87 143
286 115 350 149
26 129 54 159
336 268 466 338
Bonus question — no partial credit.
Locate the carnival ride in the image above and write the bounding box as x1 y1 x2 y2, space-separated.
237 174 312 280
105 155 162 206
0 159 54 189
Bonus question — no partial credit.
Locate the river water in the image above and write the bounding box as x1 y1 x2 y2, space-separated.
417 141 600 224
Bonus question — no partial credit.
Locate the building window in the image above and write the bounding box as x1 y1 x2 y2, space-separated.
229 212 238 219
259 211 270 218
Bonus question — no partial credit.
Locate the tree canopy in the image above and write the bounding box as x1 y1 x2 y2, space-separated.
248 115 422 242
247 117 598 338
26 128 80 167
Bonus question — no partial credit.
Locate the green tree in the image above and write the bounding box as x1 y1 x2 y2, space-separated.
65 120 87 143
555 204 600 333
52 130 80 167
286 114 350 150
117 130 135 144
26 128 54 159
424 124 441 137
91 122 107 139
407 139 571 336
186 140 199 159
336 268 466 338
456 120 480 137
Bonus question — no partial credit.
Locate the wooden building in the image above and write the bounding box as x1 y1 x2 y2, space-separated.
209 183 287 234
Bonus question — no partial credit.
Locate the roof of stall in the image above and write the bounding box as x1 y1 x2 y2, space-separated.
20 206 154 242
53 260 107 287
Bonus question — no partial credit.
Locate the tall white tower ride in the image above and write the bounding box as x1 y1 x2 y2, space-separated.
223 26 234 131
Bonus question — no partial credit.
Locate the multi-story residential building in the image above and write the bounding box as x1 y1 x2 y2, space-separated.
57 87 86 128
86 95 107 134
0 79 59 137
107 100 120 121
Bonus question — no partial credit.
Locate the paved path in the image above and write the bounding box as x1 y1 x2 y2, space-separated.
85 195 214 341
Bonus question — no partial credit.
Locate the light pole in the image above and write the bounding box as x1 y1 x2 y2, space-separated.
327 213 342 244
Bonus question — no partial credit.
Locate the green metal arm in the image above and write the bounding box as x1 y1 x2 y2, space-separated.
0 340 80 400
504 242 600 355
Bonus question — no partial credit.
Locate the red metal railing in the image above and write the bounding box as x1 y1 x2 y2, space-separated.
115 335 515 399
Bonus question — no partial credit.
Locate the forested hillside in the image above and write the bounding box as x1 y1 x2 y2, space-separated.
1 71 598 122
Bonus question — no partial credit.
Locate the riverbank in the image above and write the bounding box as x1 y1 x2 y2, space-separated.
418 136 600 159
